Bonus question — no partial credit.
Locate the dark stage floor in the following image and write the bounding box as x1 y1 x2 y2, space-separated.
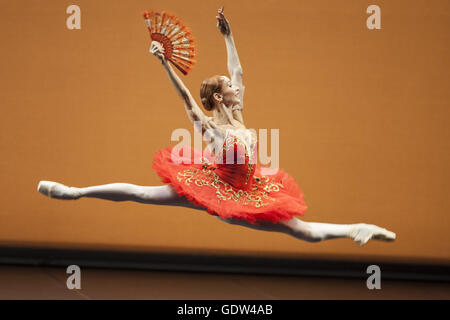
0 265 449 299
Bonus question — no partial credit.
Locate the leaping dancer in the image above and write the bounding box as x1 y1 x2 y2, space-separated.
38 7 396 246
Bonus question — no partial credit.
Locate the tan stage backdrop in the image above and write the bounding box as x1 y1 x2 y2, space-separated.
0 0 449 265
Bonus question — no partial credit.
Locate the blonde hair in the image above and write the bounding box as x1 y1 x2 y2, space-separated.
200 75 224 111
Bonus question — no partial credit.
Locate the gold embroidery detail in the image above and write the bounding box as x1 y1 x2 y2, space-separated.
176 162 284 208
175 134 275 207
245 163 254 185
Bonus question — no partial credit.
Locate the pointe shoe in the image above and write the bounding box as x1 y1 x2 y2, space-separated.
349 223 396 246
37 180 81 200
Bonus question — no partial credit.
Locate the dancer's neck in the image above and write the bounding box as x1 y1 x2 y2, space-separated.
213 103 234 126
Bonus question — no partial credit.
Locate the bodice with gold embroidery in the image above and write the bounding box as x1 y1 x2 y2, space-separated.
210 133 257 190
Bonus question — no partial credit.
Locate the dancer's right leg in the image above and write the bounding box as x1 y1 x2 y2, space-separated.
37 181 201 209
217 217 396 246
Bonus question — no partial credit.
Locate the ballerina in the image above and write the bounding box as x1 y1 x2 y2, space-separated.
37 7 396 246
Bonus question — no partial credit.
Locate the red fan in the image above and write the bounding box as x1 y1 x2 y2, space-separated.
143 10 197 75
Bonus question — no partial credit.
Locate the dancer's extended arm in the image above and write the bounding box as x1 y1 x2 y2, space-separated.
150 41 209 129
217 7 245 124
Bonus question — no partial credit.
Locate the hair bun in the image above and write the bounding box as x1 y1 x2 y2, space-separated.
199 75 224 111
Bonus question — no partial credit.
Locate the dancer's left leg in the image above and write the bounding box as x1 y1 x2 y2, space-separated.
37 181 202 209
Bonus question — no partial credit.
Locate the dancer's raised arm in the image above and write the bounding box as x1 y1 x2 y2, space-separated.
149 41 209 130
216 7 245 123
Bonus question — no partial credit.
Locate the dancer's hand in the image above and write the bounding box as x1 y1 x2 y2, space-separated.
216 6 231 36
149 41 166 64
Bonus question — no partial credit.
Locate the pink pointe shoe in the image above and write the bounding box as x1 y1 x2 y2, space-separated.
37 180 81 200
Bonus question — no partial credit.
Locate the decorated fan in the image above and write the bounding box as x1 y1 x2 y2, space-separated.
142 10 197 75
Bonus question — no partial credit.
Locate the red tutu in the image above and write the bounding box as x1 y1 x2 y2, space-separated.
152 133 307 224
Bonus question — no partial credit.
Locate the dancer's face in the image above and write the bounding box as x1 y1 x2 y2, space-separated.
217 76 240 107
